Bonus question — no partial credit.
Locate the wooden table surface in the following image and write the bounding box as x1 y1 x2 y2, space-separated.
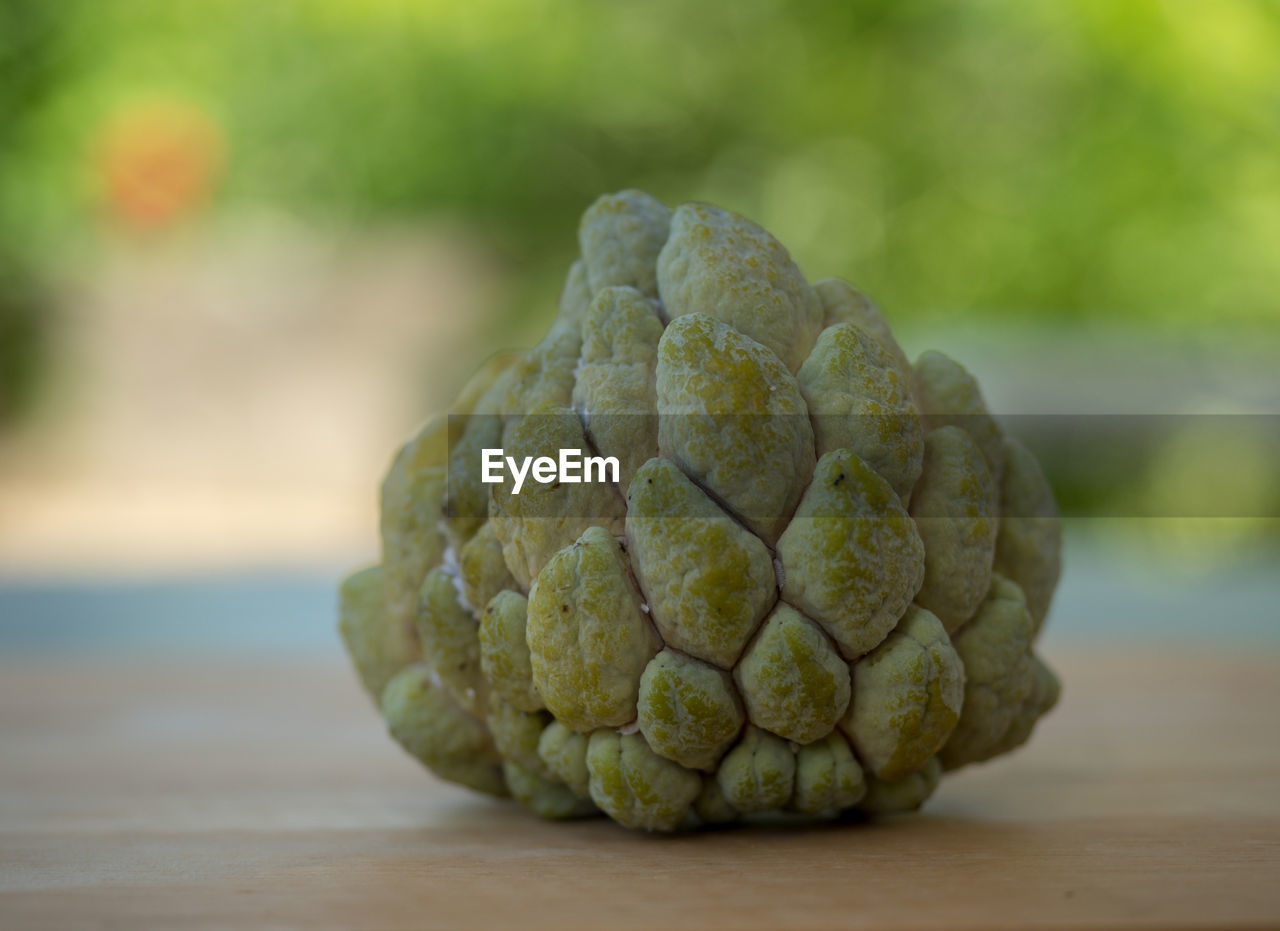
2 646 1278 930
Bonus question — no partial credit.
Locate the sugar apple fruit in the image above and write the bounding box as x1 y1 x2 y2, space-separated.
339 190 1062 832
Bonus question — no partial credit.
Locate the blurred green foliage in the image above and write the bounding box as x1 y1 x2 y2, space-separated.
2 0 1279 350
1 0 1277 557
0 0 61 418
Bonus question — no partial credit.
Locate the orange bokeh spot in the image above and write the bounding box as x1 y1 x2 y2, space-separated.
96 99 225 230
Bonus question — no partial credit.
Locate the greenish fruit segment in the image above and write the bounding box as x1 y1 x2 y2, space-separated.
638 648 744 770
587 731 701 831
381 665 507 798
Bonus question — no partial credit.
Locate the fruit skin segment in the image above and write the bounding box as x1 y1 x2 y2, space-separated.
776 448 925 660
655 312 815 544
525 526 659 733
909 426 998 634
625 456 776 669
733 604 851 746
637 648 744 771
338 190 1063 831
841 605 964 781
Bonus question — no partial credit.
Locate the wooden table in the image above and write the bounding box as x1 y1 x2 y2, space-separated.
2 646 1278 929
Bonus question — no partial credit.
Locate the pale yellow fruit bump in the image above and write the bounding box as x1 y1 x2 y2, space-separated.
994 436 1062 633
797 321 923 503
792 731 866 814
626 456 776 668
716 726 795 813
990 654 1060 758
579 189 672 298
656 313 815 543
657 202 823 371
940 574 1051 770
572 285 663 490
586 731 701 831
555 259 593 333
443 355 524 551
478 590 542 712
416 567 487 717
503 761 599 820
526 526 659 732
499 325 584 435
734 603 850 745
537 720 592 799
338 565 419 702
858 756 942 815
910 426 998 633
381 664 507 797
637 648 744 771
485 693 552 778
379 417 449 648
813 277 913 379
842 605 964 780
914 350 1006 484
459 521 517 615
776 448 925 659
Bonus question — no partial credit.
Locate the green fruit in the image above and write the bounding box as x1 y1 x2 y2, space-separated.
339 191 1062 830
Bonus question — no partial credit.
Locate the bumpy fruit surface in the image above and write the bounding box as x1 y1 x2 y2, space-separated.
339 191 1062 831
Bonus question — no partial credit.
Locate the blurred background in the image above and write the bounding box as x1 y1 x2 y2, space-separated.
1 0 1277 654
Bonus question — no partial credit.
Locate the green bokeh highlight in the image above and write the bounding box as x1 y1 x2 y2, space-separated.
2 0 1278 325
